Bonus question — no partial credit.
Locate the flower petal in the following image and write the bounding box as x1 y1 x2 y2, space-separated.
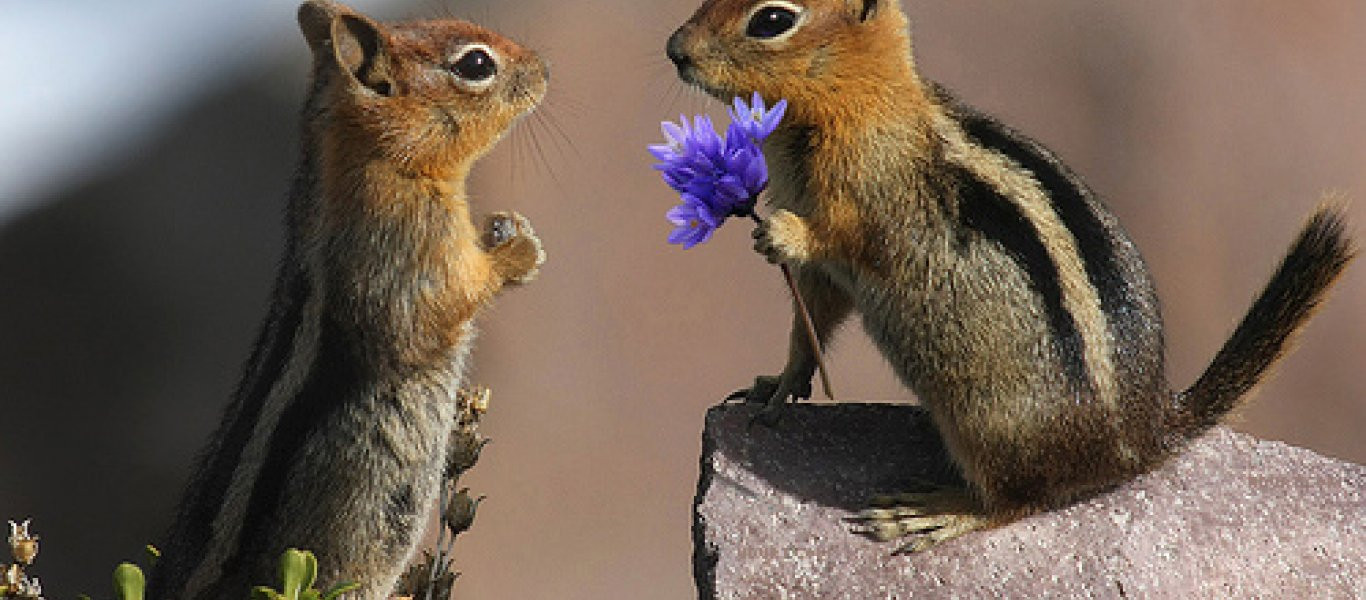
715 175 747 202
759 99 788 139
648 144 679 162
662 120 687 145
665 204 695 225
687 222 717 248
730 96 748 124
723 122 749 154
668 224 696 245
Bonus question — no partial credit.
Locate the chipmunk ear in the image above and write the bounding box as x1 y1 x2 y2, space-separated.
297 0 395 96
298 0 340 54
332 14 395 95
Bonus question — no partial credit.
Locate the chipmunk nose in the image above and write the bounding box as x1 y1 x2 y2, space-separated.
666 27 692 70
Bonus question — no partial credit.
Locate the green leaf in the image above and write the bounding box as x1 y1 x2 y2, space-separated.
321 582 362 600
251 585 285 600
303 551 320 591
278 549 319 599
112 563 146 600
145 544 162 567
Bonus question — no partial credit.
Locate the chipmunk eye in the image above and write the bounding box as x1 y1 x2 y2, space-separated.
746 4 800 40
450 47 497 83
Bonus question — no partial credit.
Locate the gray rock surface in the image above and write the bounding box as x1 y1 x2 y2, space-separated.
694 403 1366 599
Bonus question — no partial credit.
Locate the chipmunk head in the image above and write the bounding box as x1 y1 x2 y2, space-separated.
298 0 546 179
668 0 917 125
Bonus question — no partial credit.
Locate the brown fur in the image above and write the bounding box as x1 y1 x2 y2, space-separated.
1181 205 1356 433
670 0 1354 548
150 2 545 598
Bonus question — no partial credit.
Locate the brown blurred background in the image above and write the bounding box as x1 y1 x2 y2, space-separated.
0 1 1362 598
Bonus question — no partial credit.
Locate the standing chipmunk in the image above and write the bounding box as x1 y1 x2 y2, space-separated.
667 0 1355 551
149 1 546 597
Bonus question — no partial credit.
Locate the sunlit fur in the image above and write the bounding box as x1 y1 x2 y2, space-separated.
149 2 546 598
672 0 923 129
671 0 1355 547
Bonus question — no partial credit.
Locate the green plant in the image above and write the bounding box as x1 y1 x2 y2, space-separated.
251 549 359 600
107 544 159 600
111 563 144 600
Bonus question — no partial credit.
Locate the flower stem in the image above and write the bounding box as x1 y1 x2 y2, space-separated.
424 481 447 600
746 211 835 400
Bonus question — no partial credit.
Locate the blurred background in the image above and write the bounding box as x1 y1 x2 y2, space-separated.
1 0 1362 597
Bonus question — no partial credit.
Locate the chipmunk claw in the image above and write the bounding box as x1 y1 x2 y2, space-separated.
848 486 988 554
483 213 520 248
728 374 812 429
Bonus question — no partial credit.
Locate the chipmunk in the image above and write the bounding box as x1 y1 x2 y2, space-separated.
148 1 546 597
667 0 1355 551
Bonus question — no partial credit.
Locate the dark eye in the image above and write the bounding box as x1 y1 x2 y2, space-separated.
450 47 497 82
746 5 799 39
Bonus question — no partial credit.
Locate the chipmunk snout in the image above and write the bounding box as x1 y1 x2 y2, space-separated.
667 27 693 72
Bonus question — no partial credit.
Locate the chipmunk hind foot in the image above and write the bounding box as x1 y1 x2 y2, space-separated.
850 484 992 553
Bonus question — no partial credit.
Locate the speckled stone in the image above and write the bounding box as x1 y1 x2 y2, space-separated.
693 403 1366 599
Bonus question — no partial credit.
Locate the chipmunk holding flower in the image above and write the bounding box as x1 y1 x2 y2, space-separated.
149 1 545 597
667 0 1354 551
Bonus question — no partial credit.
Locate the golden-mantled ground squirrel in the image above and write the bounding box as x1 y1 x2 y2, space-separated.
668 0 1355 551
149 2 546 597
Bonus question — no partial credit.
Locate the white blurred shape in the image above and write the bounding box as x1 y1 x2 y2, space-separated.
0 0 391 222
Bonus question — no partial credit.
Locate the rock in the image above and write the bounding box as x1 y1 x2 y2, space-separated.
693 403 1366 599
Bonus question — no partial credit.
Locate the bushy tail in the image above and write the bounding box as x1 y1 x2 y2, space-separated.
1181 204 1356 432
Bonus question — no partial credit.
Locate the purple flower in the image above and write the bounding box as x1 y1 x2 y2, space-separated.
728 92 787 143
650 95 786 249
665 195 720 249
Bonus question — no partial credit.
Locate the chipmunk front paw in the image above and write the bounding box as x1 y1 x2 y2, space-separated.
484 211 545 284
752 209 813 265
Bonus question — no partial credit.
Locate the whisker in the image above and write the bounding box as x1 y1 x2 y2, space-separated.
665 80 697 115
650 69 682 110
525 110 565 191
545 86 589 116
535 105 579 160
511 113 531 196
